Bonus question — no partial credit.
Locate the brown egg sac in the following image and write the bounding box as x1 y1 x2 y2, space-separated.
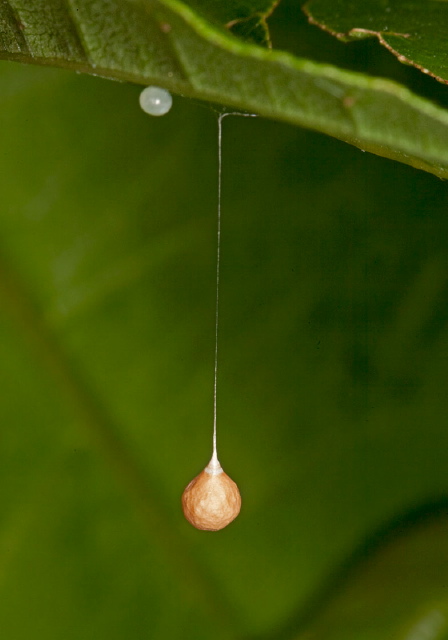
182 457 241 531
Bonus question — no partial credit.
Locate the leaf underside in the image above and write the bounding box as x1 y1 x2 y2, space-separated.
0 0 447 177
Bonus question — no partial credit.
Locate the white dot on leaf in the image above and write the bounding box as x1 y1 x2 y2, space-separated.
139 86 172 116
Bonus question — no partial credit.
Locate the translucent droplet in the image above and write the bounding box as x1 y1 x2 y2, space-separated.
139 86 172 116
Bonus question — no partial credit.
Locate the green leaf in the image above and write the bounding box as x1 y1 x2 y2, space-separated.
304 0 448 85
183 0 277 45
2 1 448 176
262 504 448 640
2 59 448 640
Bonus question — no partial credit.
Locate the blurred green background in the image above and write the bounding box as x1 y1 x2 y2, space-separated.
1 6 448 639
